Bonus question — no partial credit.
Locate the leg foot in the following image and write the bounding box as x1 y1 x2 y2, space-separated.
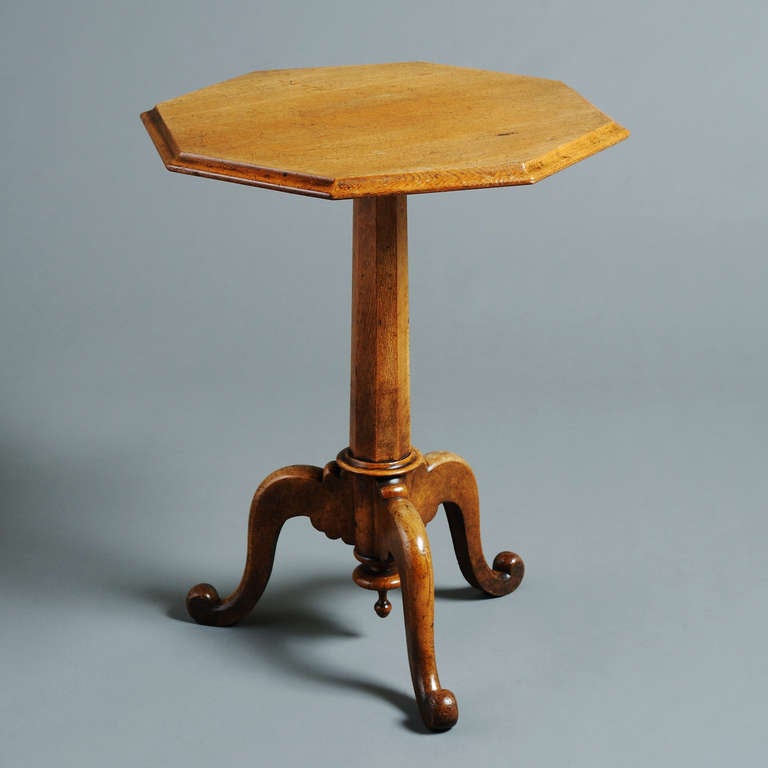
411 451 524 596
422 690 459 732
187 582 225 624
187 463 352 627
492 550 525 585
382 492 459 731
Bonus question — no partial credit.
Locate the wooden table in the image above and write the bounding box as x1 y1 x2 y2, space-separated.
142 62 628 731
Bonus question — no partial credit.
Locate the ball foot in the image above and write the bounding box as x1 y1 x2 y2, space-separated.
492 551 525 589
186 583 226 626
421 689 459 732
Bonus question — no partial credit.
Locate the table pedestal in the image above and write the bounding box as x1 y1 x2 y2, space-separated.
186 195 524 731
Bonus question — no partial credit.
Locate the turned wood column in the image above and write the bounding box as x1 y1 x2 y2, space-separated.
349 194 411 463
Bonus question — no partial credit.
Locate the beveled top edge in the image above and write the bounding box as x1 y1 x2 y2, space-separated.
141 108 336 199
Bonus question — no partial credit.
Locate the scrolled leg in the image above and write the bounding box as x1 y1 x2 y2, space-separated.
382 491 459 731
187 463 350 627
411 451 524 596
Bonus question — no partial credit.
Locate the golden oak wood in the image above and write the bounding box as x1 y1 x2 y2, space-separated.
143 63 628 732
186 462 354 627
182 196 525 731
142 61 628 199
410 451 525 595
381 486 458 731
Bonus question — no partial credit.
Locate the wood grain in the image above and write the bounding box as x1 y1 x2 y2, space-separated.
411 451 524 595
349 195 410 462
381 486 458 731
186 462 353 627
141 61 628 198
180 192 527 730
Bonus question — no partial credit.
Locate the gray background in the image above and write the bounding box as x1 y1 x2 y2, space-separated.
2 1 766 765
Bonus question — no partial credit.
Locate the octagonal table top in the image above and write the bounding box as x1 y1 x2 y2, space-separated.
141 61 628 199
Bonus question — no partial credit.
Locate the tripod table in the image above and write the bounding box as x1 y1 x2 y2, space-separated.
141 61 628 731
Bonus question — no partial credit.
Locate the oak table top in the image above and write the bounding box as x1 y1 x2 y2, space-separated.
142 61 628 199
